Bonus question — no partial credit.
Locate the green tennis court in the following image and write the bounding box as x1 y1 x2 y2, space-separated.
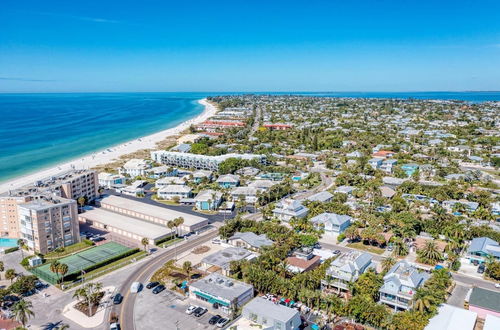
32 242 132 283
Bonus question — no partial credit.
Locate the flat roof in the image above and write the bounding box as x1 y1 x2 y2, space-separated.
243 297 299 323
190 272 253 302
98 195 207 227
425 304 477 330
79 207 173 240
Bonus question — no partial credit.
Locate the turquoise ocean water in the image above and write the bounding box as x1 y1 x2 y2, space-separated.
0 91 498 183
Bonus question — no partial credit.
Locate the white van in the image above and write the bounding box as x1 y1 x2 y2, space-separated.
130 282 142 293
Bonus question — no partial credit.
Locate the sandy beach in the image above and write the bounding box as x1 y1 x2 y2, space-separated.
0 98 216 194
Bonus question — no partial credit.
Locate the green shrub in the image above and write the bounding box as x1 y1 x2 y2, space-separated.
337 233 346 243
451 260 461 272
4 247 19 254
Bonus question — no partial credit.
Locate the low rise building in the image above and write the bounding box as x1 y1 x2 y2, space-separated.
466 237 500 264
157 185 192 200
321 251 374 293
242 297 301 330
227 232 273 251
230 186 258 203
425 304 477 330
194 190 223 211
201 247 257 275
217 174 240 188
98 172 126 188
310 212 352 235
273 199 309 222
189 273 254 316
120 159 151 177
467 287 500 319
286 248 321 273
306 191 333 203
379 261 430 311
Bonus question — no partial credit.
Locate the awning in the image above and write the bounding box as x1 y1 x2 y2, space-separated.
193 291 230 307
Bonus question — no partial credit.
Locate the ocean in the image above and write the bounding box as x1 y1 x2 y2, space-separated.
0 91 498 183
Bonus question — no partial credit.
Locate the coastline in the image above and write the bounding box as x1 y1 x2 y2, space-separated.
0 98 216 194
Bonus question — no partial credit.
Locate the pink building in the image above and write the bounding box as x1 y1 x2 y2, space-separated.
468 287 500 319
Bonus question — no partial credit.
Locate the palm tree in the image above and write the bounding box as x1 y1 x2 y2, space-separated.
0 261 4 280
182 261 193 278
77 196 86 212
57 263 69 284
141 238 149 252
417 241 443 265
381 256 396 273
5 269 16 284
50 260 61 282
17 239 26 259
73 287 86 302
12 299 35 327
413 292 433 313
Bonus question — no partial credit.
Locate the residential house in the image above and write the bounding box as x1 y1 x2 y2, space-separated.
147 165 178 179
286 248 321 273
194 190 223 211
192 170 213 183
442 200 479 213
171 143 191 153
120 159 151 177
379 261 430 311
466 237 500 264
310 213 352 235
189 273 254 316
321 251 374 293
216 174 240 188
335 185 355 195
157 185 192 200
381 159 398 173
306 191 333 203
98 172 126 188
227 232 273 251
272 199 309 221
425 304 477 330
368 158 384 170
242 297 302 330
230 186 258 204
401 164 419 177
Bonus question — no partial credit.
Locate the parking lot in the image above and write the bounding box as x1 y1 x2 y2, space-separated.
134 287 220 330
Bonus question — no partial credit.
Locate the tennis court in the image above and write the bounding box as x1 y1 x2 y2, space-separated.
32 242 132 284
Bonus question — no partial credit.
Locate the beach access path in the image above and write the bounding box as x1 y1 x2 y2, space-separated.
0 99 216 194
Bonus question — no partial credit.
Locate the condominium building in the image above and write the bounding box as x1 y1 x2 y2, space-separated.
98 172 126 188
18 196 79 254
0 195 32 238
120 159 151 177
150 151 266 171
8 169 99 202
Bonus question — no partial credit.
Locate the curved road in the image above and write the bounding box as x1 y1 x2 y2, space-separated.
117 230 219 330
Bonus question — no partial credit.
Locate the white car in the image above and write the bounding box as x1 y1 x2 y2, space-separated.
185 305 198 314
495 283 500 288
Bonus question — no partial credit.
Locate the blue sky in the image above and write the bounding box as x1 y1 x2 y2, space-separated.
1 0 499 92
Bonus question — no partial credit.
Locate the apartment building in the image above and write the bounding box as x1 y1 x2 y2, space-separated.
150 151 266 171
18 196 79 254
10 169 99 202
0 195 32 238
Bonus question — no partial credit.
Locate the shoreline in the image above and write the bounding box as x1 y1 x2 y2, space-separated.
0 98 216 194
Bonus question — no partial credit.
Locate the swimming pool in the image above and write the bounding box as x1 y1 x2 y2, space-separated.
0 238 18 247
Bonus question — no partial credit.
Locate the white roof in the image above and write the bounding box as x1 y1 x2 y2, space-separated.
425 304 477 330
98 195 207 227
484 314 500 330
79 207 173 240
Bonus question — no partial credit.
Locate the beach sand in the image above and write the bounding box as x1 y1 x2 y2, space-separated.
0 98 216 194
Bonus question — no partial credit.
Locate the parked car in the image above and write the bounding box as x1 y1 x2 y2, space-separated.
113 293 123 305
209 315 222 325
478 264 486 274
146 281 159 289
93 237 105 242
185 305 198 315
212 238 221 245
332 250 341 255
130 282 142 293
110 323 120 330
152 285 165 294
193 307 207 317
216 318 229 328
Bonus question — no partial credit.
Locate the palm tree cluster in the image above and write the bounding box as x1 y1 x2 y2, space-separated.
413 269 452 316
50 261 69 284
416 241 443 266
72 282 104 316
12 299 35 328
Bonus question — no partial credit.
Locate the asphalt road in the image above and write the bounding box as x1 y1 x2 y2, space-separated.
117 230 219 330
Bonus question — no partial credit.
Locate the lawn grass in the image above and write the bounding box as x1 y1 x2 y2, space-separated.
63 250 147 289
347 242 385 255
44 241 94 259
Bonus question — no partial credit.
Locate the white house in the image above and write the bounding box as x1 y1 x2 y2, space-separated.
120 159 151 177
273 199 309 221
157 185 192 200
